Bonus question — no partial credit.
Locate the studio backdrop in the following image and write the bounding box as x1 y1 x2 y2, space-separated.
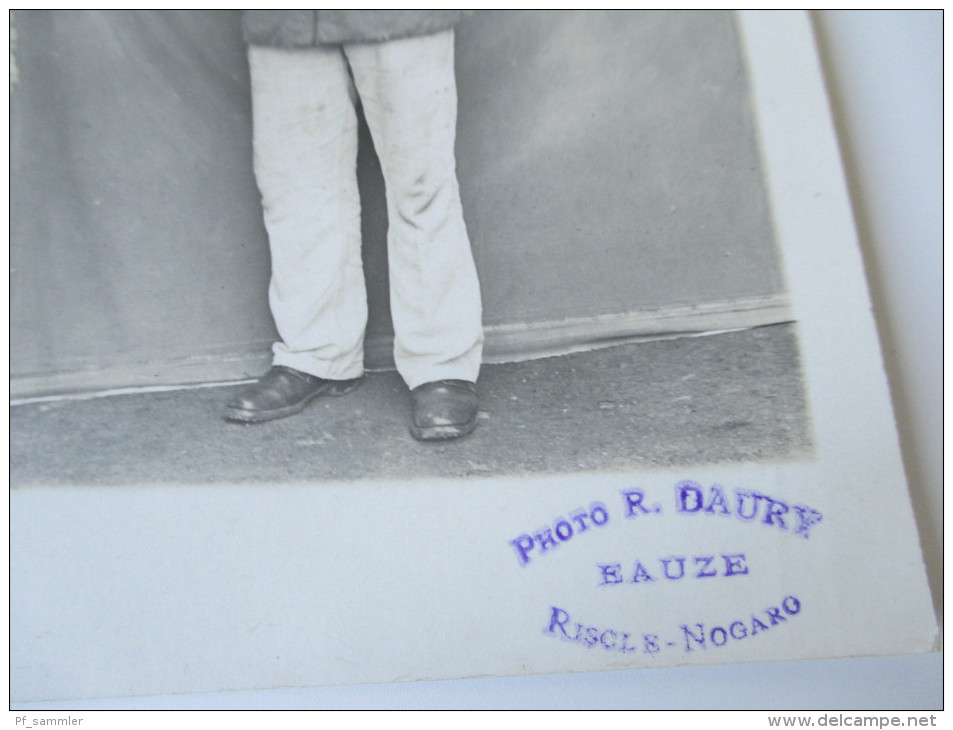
11 10 788 398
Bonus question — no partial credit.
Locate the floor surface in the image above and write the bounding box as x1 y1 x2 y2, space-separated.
10 324 811 487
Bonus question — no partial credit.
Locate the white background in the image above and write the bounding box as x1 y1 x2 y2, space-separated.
11 9 942 711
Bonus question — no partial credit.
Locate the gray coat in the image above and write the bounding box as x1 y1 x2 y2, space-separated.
242 10 469 47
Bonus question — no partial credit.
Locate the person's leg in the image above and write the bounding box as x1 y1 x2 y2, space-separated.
249 43 367 382
345 31 483 393
226 44 365 423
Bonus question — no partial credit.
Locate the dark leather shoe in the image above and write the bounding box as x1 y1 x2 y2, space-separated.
410 379 479 441
224 366 360 423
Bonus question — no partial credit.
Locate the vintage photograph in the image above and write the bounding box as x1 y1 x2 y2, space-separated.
11 10 809 485
10 10 935 707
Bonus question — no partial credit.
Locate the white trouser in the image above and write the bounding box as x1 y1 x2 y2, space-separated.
248 30 483 390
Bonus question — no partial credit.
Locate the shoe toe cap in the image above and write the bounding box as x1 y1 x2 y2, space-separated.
411 380 478 438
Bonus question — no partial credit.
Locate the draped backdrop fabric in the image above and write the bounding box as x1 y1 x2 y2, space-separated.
10 10 784 397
